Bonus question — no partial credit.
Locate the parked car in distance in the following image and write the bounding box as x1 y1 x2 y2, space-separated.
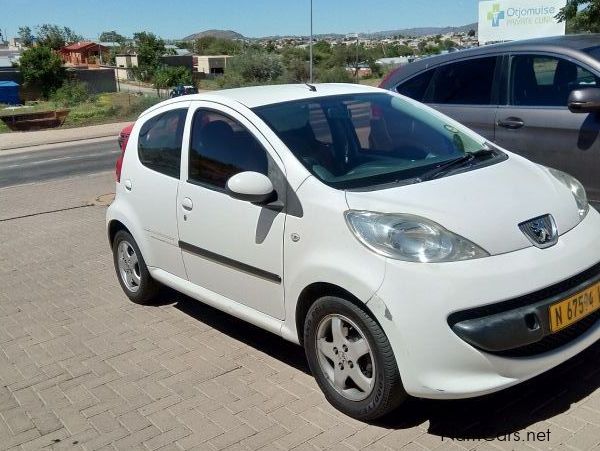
170 85 199 98
379 35 600 203
107 84 600 420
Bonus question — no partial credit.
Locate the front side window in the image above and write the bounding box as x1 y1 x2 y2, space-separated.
427 57 497 105
189 110 268 189
510 55 600 107
138 108 187 178
254 93 498 189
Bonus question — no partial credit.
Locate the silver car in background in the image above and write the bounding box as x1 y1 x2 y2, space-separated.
380 35 600 204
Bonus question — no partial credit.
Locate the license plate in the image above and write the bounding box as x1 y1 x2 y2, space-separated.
549 281 600 333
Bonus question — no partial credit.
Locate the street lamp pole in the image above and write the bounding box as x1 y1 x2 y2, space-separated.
309 0 313 83
356 33 359 82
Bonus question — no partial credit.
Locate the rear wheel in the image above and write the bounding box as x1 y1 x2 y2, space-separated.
113 230 159 304
304 296 406 420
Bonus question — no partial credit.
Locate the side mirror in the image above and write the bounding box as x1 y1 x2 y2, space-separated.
226 171 275 204
568 88 600 113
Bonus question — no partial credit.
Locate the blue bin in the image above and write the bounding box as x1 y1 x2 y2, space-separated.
0 81 20 105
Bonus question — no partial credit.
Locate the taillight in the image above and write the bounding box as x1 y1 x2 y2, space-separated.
115 133 129 182
379 66 400 89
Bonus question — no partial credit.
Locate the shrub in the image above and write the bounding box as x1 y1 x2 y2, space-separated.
219 51 284 88
50 81 90 107
316 66 354 83
152 66 192 92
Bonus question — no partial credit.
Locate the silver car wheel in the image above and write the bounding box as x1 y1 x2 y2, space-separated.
315 313 376 401
117 241 141 293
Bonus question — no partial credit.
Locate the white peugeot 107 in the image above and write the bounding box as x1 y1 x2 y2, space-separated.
107 84 600 420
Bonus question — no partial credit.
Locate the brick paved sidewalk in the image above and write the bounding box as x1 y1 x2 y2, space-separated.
0 172 599 450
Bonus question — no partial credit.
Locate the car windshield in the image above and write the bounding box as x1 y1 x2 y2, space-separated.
253 92 497 189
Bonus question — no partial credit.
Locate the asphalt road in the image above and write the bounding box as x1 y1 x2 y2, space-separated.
0 137 119 188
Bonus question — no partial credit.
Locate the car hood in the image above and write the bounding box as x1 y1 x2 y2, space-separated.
344 155 582 255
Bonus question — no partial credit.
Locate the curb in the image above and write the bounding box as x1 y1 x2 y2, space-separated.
0 133 118 152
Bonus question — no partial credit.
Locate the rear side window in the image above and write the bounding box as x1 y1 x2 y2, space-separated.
427 57 497 105
138 109 187 178
510 55 600 107
188 109 268 189
396 69 434 101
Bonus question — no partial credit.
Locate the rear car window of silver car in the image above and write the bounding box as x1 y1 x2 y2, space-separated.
426 57 497 105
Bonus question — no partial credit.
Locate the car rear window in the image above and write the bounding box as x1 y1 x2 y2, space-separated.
426 57 498 105
396 70 434 102
584 45 600 61
138 109 187 178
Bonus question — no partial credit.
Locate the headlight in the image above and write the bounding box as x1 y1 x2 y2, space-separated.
344 211 489 263
548 168 589 220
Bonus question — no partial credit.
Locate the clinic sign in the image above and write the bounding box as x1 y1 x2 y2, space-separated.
478 0 567 44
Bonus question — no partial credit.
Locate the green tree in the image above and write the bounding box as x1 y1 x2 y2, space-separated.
468 29 476 37
99 30 126 43
133 32 166 81
441 39 456 50
556 0 600 33
153 66 192 96
19 46 65 98
18 26 34 47
285 58 310 83
422 44 441 55
394 44 414 57
36 24 82 50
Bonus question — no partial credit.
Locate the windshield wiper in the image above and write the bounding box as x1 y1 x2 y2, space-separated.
416 148 496 182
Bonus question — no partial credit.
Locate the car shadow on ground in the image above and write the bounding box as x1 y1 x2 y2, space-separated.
152 289 600 439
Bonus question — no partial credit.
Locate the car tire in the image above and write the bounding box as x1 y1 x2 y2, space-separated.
112 230 160 304
304 296 407 421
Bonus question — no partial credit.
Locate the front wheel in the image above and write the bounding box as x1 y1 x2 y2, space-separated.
304 296 406 420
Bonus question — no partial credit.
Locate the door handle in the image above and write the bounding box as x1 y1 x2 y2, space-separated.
497 117 525 129
181 197 193 211
124 179 132 191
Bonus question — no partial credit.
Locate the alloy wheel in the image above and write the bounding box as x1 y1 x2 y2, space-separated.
315 313 376 401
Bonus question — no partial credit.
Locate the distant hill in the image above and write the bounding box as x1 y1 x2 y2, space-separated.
180 23 477 42
182 29 245 41
367 23 477 38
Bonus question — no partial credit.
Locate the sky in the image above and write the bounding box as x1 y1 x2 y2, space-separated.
4 0 479 40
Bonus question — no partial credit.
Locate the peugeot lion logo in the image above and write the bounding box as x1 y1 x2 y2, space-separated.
518 214 558 249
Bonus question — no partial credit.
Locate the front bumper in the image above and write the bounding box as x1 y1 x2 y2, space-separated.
369 207 600 399
449 262 600 356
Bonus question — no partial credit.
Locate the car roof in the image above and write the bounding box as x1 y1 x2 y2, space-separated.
382 34 600 87
141 83 386 117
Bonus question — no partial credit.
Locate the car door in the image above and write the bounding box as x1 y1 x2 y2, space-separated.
125 103 189 279
495 53 600 202
177 102 286 319
396 56 501 141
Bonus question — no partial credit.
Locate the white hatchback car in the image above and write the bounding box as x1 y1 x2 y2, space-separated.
107 84 600 420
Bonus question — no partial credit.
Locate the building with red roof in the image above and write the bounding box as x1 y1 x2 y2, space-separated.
60 42 109 66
